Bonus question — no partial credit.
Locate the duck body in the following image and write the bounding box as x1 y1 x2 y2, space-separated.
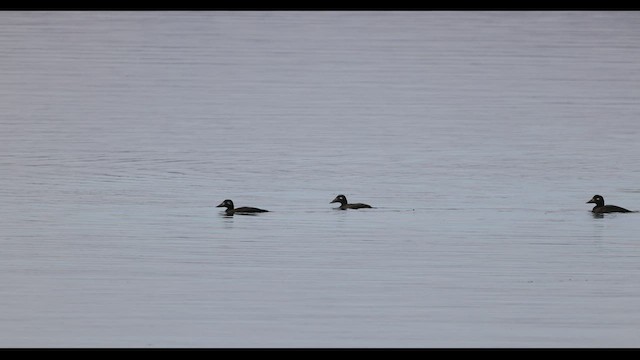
217 199 268 216
330 194 372 210
587 195 632 213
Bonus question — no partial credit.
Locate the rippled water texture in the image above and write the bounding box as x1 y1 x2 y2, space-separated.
1 11 640 347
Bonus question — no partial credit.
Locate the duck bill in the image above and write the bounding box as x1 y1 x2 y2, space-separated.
330 198 340 204
216 202 226 207
586 198 595 204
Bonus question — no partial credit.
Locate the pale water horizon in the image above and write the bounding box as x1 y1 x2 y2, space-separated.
1 11 640 347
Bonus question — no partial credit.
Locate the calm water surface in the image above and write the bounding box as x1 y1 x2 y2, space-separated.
1 11 640 347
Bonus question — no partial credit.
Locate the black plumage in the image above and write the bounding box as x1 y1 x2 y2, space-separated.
330 194 372 210
587 195 632 213
217 199 269 216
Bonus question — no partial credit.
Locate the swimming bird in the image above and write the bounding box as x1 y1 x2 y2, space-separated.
586 195 632 213
330 194 372 210
216 199 269 216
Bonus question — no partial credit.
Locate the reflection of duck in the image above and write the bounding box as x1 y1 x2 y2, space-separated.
216 199 268 216
587 195 632 213
330 194 372 210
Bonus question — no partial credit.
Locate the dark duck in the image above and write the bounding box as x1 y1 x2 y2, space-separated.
587 195 633 213
330 194 372 210
217 199 268 216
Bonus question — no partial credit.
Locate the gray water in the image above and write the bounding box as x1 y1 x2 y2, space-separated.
1 11 640 348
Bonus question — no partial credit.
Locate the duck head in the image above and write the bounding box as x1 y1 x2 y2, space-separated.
217 199 234 209
587 195 604 207
330 195 347 205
